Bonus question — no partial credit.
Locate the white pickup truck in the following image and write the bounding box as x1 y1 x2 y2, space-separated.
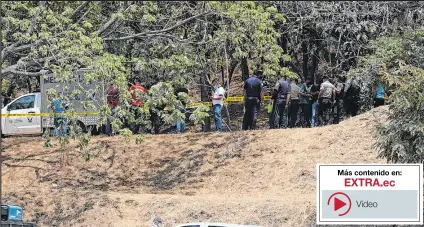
1 69 103 136
175 223 262 227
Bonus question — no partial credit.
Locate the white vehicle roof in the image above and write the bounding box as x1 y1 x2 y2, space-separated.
175 223 262 227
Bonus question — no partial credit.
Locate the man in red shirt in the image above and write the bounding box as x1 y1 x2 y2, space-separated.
106 86 119 136
129 78 147 133
130 78 147 107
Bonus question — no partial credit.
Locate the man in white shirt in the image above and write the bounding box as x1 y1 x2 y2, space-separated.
210 78 226 132
318 76 336 125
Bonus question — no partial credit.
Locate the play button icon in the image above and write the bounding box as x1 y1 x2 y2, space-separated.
327 192 352 216
334 197 346 211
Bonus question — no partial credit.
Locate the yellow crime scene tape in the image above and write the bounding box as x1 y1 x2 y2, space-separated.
189 95 272 108
0 96 273 117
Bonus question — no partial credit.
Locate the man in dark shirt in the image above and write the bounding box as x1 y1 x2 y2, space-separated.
242 69 264 130
309 81 320 127
272 75 290 128
299 78 312 127
332 77 344 124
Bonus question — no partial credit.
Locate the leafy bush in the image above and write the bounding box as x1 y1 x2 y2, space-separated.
346 28 424 163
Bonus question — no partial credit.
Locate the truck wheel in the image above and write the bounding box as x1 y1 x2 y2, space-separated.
88 125 100 136
75 121 100 135
74 121 87 134
49 128 55 137
42 128 55 137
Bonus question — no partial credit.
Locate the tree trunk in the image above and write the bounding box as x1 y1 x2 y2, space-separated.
228 60 238 83
200 73 211 132
27 77 32 93
221 65 225 86
302 40 309 80
279 36 289 68
281 36 289 53
241 57 249 81
312 46 319 83
223 42 231 131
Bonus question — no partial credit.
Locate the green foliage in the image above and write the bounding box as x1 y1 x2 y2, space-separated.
1 1 296 158
348 28 424 163
135 135 146 145
189 105 210 125
119 128 133 144
206 1 286 78
44 136 53 148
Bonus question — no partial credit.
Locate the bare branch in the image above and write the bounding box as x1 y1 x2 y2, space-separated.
97 1 134 36
104 11 212 41
1 57 53 76
134 33 210 45
76 7 92 25
71 1 91 20
1 40 44 63
9 70 46 77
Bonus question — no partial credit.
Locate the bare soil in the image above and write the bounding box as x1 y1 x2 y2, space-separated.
2 106 390 227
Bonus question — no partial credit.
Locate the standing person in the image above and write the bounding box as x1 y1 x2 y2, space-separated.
332 77 344 124
175 85 189 134
317 76 335 126
374 81 385 108
309 81 320 127
210 78 226 132
299 78 312 127
50 93 68 136
343 76 361 117
255 73 265 124
106 86 119 136
242 69 264 130
149 82 167 134
130 78 147 106
151 217 164 227
272 75 290 128
129 78 147 134
287 78 301 128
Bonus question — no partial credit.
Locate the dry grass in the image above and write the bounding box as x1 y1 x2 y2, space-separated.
1 106 390 227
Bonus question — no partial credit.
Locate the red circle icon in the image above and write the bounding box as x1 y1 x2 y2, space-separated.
327 192 352 216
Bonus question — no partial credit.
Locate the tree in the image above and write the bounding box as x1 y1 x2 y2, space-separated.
344 27 424 163
1 1 297 151
267 1 424 82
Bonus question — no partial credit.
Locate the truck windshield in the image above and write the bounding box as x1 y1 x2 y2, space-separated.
8 95 35 110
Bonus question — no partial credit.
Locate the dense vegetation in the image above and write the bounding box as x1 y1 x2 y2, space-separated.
1 1 424 163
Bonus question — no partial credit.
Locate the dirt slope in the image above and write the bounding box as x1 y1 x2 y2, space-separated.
1 106 389 227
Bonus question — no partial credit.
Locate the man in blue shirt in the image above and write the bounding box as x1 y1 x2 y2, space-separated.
374 82 385 108
49 93 68 136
